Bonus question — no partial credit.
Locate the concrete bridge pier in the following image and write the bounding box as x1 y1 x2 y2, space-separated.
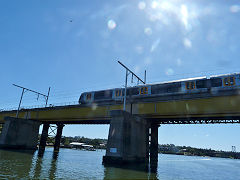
103 110 148 165
38 123 50 156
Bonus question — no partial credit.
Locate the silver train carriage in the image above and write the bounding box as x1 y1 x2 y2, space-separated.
79 73 240 104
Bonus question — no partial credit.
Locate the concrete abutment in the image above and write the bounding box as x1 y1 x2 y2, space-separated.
0 117 41 150
0 116 65 155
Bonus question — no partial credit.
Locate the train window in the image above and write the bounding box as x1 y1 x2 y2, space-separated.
115 89 122 97
166 83 181 93
185 82 195 90
151 83 181 94
224 78 228 86
94 91 104 100
230 77 235 85
86 93 92 100
127 88 138 96
151 84 164 94
94 90 112 100
196 79 208 88
139 87 148 95
210 78 222 87
223 77 235 86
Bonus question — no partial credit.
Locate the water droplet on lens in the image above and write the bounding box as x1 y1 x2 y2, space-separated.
166 68 174 75
151 1 158 9
230 5 240 13
144 27 152 35
138 1 146 10
177 58 182 66
183 38 192 48
107 20 117 30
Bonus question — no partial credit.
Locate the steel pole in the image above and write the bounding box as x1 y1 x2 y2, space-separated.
45 87 51 107
144 70 147 84
16 88 25 118
123 69 128 111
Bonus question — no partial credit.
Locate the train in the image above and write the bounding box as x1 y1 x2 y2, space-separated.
79 73 240 104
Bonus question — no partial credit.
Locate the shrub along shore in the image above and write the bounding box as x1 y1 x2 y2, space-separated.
159 144 240 159
40 135 240 159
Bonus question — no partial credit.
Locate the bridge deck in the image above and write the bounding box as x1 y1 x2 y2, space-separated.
1 91 240 124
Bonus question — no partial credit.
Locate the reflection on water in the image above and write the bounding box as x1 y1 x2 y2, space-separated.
0 148 58 179
104 165 157 180
0 149 35 179
0 148 240 179
32 156 43 179
49 158 57 179
103 161 158 179
103 158 158 179
31 150 58 179
0 148 157 179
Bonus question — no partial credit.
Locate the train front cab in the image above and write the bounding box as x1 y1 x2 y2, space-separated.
79 92 94 104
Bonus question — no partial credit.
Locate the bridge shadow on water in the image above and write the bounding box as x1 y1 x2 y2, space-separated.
0 148 58 179
31 150 59 179
0 149 36 179
49 150 159 180
50 151 159 180
103 162 159 180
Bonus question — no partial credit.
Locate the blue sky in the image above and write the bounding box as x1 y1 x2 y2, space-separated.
1 0 240 151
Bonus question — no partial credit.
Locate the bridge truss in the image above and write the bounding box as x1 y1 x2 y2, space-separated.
155 118 240 125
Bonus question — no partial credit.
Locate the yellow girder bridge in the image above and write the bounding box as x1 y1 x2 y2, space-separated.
1 89 240 125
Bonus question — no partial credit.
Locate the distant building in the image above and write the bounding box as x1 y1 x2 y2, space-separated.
70 142 95 151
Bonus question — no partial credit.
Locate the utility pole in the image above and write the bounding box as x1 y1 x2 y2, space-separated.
13 84 51 118
118 61 146 111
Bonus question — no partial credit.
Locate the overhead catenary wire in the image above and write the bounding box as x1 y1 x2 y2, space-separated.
12 84 50 117
118 61 146 110
0 69 143 106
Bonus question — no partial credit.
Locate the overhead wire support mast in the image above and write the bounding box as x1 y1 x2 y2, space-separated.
13 84 51 118
118 61 146 111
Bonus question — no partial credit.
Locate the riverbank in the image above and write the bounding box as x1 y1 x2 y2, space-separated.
159 144 240 159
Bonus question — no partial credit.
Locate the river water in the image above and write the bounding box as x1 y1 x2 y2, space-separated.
0 148 239 180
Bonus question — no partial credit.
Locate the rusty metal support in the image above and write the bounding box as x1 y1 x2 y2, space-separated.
150 124 159 172
53 123 64 154
38 123 50 157
145 125 150 162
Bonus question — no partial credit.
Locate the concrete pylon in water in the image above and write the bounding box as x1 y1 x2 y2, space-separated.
103 110 148 165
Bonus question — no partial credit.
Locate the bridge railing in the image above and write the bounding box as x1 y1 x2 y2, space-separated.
0 101 79 112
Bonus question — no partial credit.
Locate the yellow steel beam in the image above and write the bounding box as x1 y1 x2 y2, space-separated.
135 95 240 118
0 95 240 124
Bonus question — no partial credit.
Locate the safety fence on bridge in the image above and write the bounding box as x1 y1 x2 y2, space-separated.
0 101 79 112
